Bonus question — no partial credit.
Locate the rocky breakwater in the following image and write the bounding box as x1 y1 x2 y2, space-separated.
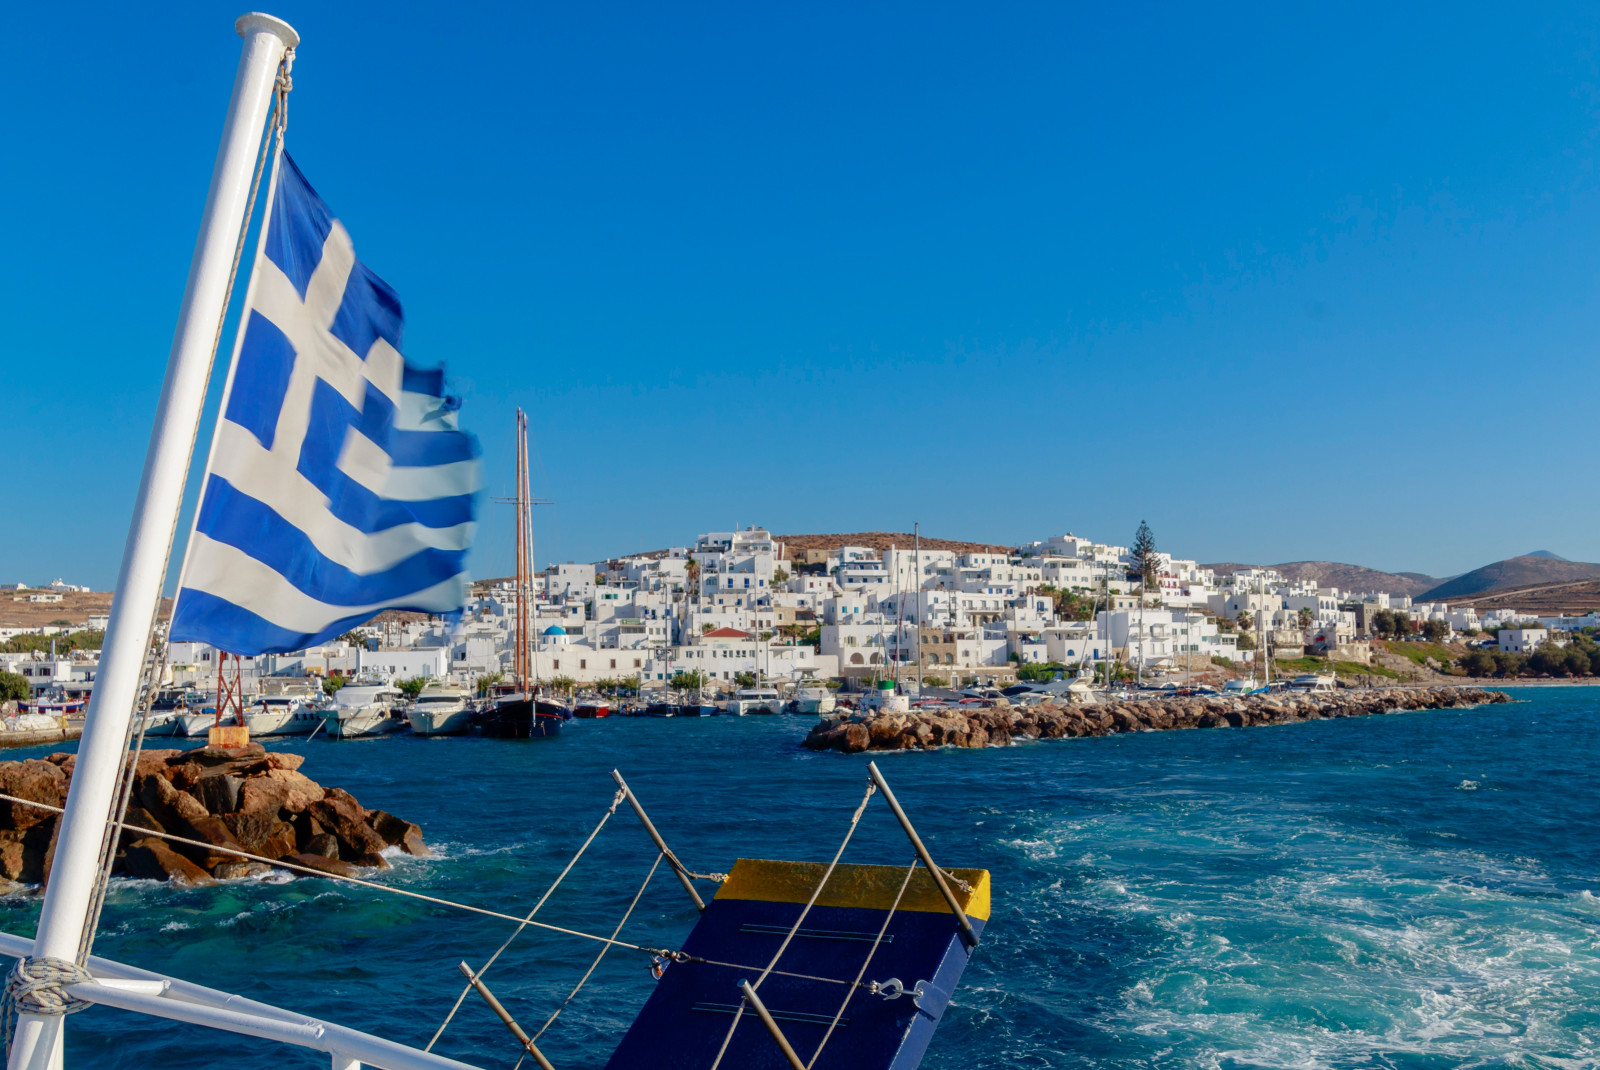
803 686 1513 754
0 742 428 887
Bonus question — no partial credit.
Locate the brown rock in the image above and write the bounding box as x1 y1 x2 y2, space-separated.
367 810 430 857
220 808 278 853
839 724 870 753
182 743 267 767
0 761 66 830
139 773 209 829
265 753 305 772
172 814 246 870
212 861 273 880
0 836 24 882
348 852 392 870
304 832 340 859
123 837 214 886
238 768 323 815
282 852 362 879
191 774 242 815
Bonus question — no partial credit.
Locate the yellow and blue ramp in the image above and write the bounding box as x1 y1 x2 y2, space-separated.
606 858 990 1070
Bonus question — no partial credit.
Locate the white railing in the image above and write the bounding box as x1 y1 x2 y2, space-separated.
0 931 483 1070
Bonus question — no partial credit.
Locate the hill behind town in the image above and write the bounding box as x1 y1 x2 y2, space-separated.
1204 561 1439 598
775 532 1014 557
1419 555 1600 601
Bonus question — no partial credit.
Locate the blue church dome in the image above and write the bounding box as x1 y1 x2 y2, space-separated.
542 625 567 636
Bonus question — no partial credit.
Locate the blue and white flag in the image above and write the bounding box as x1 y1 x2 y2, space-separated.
171 153 480 655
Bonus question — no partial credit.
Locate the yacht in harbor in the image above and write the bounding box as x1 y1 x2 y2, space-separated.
794 685 837 715
325 681 404 739
407 683 474 736
725 687 782 715
243 687 329 736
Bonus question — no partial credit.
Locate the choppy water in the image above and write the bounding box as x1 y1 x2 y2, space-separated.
3 686 1598 1069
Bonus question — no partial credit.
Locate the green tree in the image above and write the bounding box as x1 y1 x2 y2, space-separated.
616 675 641 694
321 672 348 697
0 672 29 702
1130 521 1160 587
1458 651 1497 676
396 676 428 700
732 671 758 689
1016 661 1069 683
773 568 790 584
337 631 366 646
1296 607 1314 629
475 671 504 697
1236 610 1254 633
670 670 707 691
548 675 576 695
1565 649 1592 677
1530 647 1568 676
1237 633 1257 651
1422 619 1450 641
1494 652 1527 678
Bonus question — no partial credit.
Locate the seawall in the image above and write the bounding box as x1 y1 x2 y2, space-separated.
803 686 1512 754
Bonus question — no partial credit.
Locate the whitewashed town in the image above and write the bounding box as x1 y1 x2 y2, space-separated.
1 526 1585 724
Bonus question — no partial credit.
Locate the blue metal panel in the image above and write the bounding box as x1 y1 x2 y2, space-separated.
605 897 985 1070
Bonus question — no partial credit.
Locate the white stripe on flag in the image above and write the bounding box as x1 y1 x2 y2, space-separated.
210 422 475 569
182 532 467 634
336 428 484 501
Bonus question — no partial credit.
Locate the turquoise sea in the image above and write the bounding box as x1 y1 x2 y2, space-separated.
3 685 1597 1069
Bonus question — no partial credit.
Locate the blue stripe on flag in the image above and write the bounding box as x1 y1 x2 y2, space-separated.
355 383 482 466
224 311 296 450
266 155 335 300
193 476 468 604
330 261 403 359
170 588 387 653
295 380 477 531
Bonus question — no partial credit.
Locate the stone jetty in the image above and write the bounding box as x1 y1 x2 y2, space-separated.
803 686 1512 754
0 742 428 887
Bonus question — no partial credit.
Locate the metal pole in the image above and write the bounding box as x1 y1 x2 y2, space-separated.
455 963 556 1070
610 770 705 911
864 762 978 949
8 15 298 1070
736 981 806 1070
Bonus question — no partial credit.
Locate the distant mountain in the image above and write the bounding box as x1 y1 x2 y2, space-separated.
1420 556 1600 602
1524 550 1569 561
1204 561 1439 599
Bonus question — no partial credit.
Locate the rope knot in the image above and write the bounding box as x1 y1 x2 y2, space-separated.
5 957 94 1017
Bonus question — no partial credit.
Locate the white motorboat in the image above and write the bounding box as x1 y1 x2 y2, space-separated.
326 682 403 739
179 711 224 737
244 694 329 736
794 686 837 715
406 683 473 735
725 687 783 715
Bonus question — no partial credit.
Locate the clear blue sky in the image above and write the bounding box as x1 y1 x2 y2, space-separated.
6 2 1600 589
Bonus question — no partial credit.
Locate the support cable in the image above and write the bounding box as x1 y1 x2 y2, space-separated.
425 788 625 1052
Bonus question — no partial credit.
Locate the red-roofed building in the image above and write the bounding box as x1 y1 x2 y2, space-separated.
702 627 753 640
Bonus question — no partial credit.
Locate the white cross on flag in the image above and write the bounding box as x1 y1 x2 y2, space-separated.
171 153 480 654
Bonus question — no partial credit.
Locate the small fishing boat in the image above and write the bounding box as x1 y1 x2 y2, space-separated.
573 701 612 718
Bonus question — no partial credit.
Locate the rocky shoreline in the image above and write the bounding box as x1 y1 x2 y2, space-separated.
803 686 1512 754
0 742 427 887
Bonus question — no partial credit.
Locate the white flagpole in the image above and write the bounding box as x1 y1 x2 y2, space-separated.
8 14 298 1070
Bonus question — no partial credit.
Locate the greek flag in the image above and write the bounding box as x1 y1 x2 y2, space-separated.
170 153 480 655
